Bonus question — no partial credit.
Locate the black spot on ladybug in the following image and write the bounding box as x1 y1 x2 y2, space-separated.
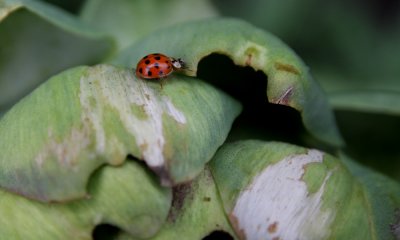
159 71 164 75
145 59 150 65
148 71 152 76
155 56 161 60
139 68 143 73
155 66 160 69
167 65 171 69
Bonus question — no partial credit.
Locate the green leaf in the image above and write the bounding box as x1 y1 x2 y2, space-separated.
0 0 114 112
0 161 172 239
339 152 400 240
80 0 218 50
209 140 400 240
114 18 344 147
131 167 236 240
330 90 400 116
0 64 241 202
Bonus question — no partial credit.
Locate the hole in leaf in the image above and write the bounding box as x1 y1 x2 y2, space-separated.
202 230 234 240
126 154 169 185
92 224 120 240
197 53 306 145
127 154 147 167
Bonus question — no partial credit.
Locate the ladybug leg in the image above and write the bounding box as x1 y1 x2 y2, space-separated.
159 77 167 89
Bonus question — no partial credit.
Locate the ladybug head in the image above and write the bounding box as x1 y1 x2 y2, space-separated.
171 58 186 70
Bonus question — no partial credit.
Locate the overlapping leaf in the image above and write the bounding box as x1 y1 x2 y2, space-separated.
114 18 344 147
0 64 241 202
0 161 172 239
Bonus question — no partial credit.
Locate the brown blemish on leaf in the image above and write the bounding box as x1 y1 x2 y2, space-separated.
275 62 300 75
245 53 253 65
272 86 294 105
167 182 193 222
203 196 211 202
144 93 151 101
268 221 278 234
229 213 246 240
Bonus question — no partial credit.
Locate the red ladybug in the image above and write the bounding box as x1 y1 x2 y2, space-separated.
135 53 185 79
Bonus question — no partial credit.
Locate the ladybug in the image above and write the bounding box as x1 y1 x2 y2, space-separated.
135 53 185 79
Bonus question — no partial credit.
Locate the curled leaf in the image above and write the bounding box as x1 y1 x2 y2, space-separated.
114 18 344 146
0 64 241 202
0 161 172 239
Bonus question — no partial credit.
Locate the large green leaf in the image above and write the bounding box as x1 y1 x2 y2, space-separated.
80 0 218 51
210 140 400 240
330 90 400 116
114 18 344 147
0 161 172 239
0 64 241 202
0 0 114 113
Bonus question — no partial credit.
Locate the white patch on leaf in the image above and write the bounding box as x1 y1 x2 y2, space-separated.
80 81 106 154
35 128 91 170
79 66 186 168
162 95 186 124
232 150 335 240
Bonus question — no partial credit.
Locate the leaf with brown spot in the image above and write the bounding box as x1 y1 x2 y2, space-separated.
210 140 400 240
275 62 300 75
268 222 278 234
148 167 237 239
114 18 344 147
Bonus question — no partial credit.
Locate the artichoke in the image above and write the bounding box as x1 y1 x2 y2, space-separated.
1 0 399 239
